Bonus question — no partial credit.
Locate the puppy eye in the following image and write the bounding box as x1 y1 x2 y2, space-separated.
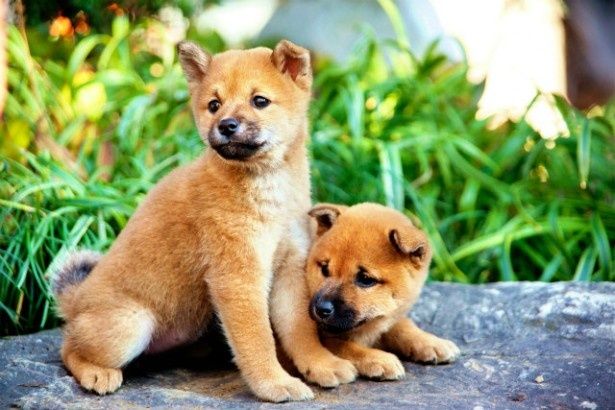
252 95 271 109
318 261 330 277
355 270 378 288
208 99 220 114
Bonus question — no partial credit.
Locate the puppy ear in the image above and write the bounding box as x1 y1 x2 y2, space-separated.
177 41 211 86
308 204 348 236
271 40 312 90
389 229 431 268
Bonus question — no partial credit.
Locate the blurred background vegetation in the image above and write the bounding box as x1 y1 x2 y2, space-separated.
0 0 613 336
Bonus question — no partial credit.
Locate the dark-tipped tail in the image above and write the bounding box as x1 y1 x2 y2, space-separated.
51 250 102 296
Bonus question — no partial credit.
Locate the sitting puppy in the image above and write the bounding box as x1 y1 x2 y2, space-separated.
306 203 460 380
51 40 355 402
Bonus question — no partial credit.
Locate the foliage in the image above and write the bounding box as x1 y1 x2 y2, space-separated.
311 33 614 284
1 15 614 335
21 0 214 32
1 16 201 335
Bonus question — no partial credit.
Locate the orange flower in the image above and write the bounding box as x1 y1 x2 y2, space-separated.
75 11 90 35
49 15 74 38
107 3 125 16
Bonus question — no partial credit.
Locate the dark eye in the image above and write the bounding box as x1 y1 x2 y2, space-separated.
355 270 378 288
208 99 220 113
318 261 330 277
252 95 271 109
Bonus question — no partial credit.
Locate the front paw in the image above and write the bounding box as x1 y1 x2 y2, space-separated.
403 334 460 364
298 353 357 388
80 367 123 395
355 350 405 381
250 373 314 402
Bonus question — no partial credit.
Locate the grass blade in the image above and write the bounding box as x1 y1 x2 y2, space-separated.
499 235 515 281
577 118 591 189
591 214 612 280
573 247 597 281
540 254 564 282
377 142 404 211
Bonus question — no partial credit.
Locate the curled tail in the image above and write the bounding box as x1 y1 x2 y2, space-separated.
51 250 102 297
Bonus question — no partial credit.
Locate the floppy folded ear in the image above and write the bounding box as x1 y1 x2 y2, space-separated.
308 204 348 236
271 40 312 90
177 41 211 86
389 228 430 268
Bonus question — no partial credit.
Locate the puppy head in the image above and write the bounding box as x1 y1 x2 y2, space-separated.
178 40 312 165
306 203 432 334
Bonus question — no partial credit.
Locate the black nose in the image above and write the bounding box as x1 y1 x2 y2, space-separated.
218 118 239 137
315 299 335 319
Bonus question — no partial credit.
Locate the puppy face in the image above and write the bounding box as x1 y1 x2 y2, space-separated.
306 203 432 334
178 40 312 165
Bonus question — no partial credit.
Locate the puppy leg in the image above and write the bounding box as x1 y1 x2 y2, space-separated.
270 250 357 388
61 306 155 395
207 257 313 402
62 347 124 395
323 338 405 380
381 317 460 364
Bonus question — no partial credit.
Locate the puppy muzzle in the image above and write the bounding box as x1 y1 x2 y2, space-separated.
309 294 360 334
208 120 267 161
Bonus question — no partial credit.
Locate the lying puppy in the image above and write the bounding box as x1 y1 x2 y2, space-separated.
306 203 460 380
52 40 355 402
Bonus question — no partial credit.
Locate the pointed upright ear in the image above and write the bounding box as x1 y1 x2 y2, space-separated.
271 40 312 90
389 229 431 268
177 41 211 86
308 204 348 236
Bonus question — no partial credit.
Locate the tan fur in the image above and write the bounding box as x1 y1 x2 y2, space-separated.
306 203 461 380
55 40 355 402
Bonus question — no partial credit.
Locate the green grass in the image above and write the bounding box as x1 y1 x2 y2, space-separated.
1 15 614 336
310 34 615 285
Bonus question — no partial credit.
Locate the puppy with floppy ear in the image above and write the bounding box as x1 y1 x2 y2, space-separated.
306 203 460 380
52 40 356 403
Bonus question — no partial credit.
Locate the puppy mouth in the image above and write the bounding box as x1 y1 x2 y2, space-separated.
211 141 266 161
315 318 368 334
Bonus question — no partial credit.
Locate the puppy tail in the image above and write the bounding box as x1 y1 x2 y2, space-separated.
51 250 101 297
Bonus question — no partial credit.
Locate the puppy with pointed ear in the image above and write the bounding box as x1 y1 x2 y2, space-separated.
305 202 460 381
53 39 358 404
176 39 314 166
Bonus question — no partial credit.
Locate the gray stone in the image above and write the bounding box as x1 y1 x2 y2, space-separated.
1 282 614 409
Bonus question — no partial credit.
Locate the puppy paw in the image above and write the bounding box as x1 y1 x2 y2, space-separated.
298 354 357 388
250 374 314 402
355 350 405 381
80 367 123 395
403 335 460 364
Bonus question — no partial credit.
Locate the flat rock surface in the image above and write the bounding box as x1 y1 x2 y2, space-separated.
1 282 614 409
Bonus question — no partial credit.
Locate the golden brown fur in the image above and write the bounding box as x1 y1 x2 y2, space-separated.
53 40 356 402
306 203 460 380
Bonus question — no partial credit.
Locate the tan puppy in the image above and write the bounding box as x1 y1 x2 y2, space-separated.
52 40 356 402
306 203 460 380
